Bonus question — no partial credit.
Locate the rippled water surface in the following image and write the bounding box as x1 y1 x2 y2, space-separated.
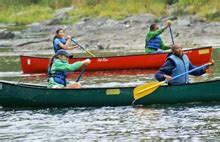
0 47 219 140
0 105 220 141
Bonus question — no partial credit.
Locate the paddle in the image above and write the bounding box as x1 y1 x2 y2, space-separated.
168 20 174 45
71 38 96 57
133 62 212 101
75 66 87 82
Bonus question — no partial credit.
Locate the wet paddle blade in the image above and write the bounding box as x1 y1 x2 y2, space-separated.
133 82 164 100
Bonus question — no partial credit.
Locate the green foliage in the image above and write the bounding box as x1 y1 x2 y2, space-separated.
0 0 73 9
0 0 72 24
0 0 219 25
174 0 220 21
0 5 53 24
69 0 167 21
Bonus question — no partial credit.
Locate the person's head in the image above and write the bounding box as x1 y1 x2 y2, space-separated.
55 28 65 38
150 23 159 31
171 43 183 56
55 50 73 61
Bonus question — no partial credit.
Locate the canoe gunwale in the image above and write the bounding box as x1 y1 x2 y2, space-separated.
20 46 212 59
0 79 218 90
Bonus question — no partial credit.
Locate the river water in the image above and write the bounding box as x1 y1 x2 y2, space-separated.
0 47 219 141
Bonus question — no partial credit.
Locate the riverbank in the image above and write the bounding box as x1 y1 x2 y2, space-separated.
0 2 220 54
1 14 220 54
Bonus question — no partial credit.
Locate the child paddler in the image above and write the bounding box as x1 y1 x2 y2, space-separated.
48 50 91 88
53 28 78 53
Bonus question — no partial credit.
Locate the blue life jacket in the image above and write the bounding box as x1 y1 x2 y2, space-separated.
53 38 66 53
48 60 67 86
168 54 190 85
147 35 161 50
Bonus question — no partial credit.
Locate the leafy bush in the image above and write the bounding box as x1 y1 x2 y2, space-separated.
174 0 220 21
0 0 219 25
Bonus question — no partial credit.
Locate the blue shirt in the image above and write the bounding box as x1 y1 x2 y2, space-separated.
53 38 66 53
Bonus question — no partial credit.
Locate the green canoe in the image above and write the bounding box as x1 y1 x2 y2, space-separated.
0 80 219 107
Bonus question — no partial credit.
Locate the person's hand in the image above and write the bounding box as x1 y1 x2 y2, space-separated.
71 45 78 49
164 74 172 81
66 82 81 88
204 59 215 72
166 20 171 26
168 45 172 49
209 59 215 66
82 59 91 65
163 20 171 30
74 45 78 48
66 35 71 40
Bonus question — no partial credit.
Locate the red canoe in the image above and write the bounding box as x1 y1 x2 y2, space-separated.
20 46 212 74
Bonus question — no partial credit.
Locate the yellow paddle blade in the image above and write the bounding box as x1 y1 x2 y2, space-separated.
133 81 165 100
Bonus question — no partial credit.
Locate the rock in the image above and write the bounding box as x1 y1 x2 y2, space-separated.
0 23 15 29
0 40 12 47
45 7 74 25
14 37 50 47
97 44 104 50
0 29 15 39
167 16 177 21
13 31 22 39
82 17 91 22
24 23 45 33
48 18 63 25
177 16 192 26
122 14 156 24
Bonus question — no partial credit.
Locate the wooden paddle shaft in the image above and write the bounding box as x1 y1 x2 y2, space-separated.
71 39 96 57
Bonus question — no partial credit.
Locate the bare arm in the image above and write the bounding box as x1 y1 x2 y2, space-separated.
58 36 78 50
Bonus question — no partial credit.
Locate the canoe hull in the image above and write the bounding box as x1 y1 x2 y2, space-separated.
20 47 212 74
0 80 219 107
